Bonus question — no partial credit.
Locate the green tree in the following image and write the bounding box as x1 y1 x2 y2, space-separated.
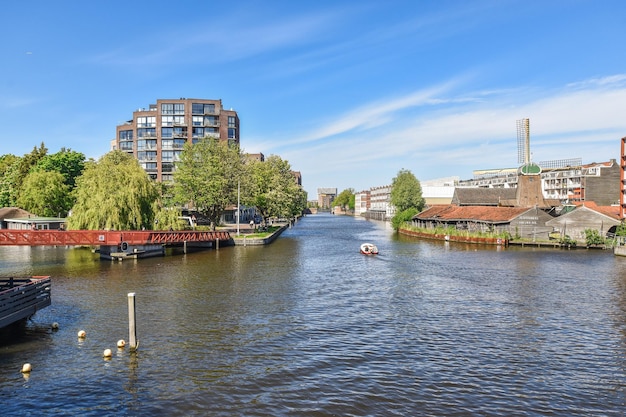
245 155 304 224
16 142 48 190
17 171 71 217
173 138 244 230
333 188 355 211
0 157 21 207
0 143 48 207
32 148 86 189
390 168 425 212
0 154 19 177
391 207 419 231
67 151 158 230
390 169 425 231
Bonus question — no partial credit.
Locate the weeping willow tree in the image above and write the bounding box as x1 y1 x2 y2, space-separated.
67 151 158 230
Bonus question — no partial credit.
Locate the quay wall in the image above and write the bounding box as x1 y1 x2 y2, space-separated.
398 228 507 246
232 224 289 246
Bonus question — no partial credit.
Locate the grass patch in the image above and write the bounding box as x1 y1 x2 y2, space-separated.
232 226 281 239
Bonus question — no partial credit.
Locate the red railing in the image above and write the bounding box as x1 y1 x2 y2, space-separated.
0 230 231 246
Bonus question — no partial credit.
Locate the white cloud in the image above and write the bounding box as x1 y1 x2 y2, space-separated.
273 74 626 194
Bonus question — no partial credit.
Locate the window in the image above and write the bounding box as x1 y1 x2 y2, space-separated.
162 162 174 173
137 116 155 127
192 103 204 115
137 140 146 150
162 151 174 162
228 116 236 127
163 115 185 126
193 103 215 114
162 127 173 138
204 116 218 126
141 162 157 171
205 130 219 139
120 142 133 151
228 128 236 139
137 151 157 161
173 139 186 149
161 103 174 115
173 127 187 137
192 127 204 138
162 139 173 150
137 128 156 138
119 130 133 140
192 116 203 126
174 103 184 114
161 174 173 182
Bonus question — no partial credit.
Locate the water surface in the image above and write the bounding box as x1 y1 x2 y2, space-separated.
1 213 626 416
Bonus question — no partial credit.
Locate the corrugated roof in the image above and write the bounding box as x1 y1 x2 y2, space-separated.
415 205 532 223
574 201 621 220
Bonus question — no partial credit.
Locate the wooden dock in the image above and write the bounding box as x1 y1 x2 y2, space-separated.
0 276 51 328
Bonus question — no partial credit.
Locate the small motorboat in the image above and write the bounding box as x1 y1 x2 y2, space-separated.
360 243 379 255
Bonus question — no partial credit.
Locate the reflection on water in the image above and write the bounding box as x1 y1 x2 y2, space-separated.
1 213 626 416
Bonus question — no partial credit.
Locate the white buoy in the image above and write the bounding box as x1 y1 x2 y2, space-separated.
117 339 126 348
103 349 112 358
77 330 86 338
21 363 32 373
51 322 59 330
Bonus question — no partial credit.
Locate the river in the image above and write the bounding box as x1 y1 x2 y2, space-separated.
1 213 626 416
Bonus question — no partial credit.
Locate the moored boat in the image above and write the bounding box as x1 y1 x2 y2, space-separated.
360 243 379 255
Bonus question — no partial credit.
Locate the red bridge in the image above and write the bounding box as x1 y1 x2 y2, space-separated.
0 229 231 246
0 230 232 260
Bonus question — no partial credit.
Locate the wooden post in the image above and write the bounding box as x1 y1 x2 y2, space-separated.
128 292 138 351
216 238 219 250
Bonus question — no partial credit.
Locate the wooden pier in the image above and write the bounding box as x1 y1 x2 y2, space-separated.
0 276 51 328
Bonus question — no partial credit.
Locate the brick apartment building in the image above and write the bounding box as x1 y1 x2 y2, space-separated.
113 98 239 181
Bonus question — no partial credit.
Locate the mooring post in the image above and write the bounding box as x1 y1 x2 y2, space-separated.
216 238 220 250
128 292 138 351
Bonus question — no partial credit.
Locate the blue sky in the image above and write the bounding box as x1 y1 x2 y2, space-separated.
3 1 626 198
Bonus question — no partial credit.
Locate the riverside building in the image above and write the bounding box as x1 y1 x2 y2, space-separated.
113 98 240 181
458 159 620 207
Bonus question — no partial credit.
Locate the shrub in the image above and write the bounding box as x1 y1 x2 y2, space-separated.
584 229 604 247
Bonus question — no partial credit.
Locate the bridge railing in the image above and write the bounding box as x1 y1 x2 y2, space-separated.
0 230 232 246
